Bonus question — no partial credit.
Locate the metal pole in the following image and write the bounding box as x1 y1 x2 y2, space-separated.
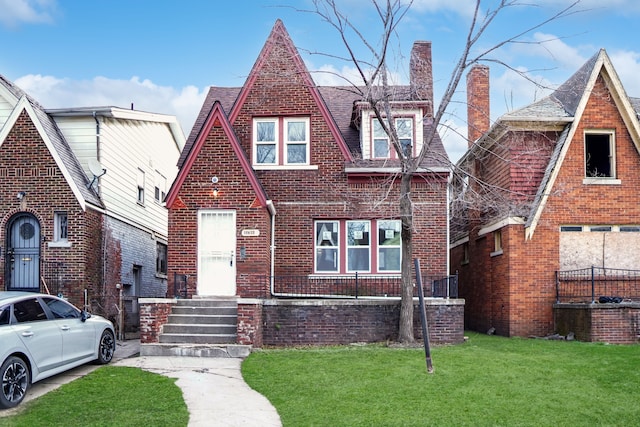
414 258 434 374
591 265 595 304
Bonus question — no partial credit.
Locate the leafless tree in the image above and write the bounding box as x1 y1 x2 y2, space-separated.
302 0 581 343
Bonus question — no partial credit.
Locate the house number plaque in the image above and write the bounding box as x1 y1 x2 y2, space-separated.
241 229 260 237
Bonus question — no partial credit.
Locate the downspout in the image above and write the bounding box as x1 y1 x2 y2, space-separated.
447 169 452 297
267 200 277 296
94 111 107 299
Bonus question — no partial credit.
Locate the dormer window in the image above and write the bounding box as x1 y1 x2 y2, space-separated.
253 117 310 167
372 117 414 159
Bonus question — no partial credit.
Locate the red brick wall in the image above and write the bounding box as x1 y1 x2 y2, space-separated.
262 299 464 346
0 110 103 310
168 26 450 297
168 124 272 298
139 299 174 343
237 301 263 346
456 74 640 338
555 304 640 344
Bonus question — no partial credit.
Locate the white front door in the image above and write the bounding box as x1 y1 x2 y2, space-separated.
197 210 236 296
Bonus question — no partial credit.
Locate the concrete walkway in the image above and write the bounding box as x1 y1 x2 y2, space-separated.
1 340 282 427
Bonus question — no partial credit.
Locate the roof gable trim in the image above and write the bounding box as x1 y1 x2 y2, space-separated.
165 101 269 209
228 19 353 161
0 96 87 210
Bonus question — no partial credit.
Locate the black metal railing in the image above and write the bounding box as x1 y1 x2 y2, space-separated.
556 266 640 303
41 260 64 295
268 272 458 299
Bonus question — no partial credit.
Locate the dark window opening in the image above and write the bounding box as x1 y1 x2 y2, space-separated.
585 133 613 177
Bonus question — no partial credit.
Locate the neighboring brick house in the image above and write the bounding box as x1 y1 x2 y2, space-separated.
166 19 450 298
0 75 184 332
164 20 455 344
451 49 640 338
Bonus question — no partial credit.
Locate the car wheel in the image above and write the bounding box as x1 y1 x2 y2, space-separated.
0 356 30 409
97 329 116 364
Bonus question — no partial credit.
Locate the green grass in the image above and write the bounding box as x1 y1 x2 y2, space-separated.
0 366 188 427
242 332 640 426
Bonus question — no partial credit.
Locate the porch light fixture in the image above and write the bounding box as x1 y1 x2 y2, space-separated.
16 192 26 200
213 188 219 199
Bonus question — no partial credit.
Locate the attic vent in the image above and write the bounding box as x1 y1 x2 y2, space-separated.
0 169 7 177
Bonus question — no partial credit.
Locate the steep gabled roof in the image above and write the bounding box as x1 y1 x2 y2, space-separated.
166 101 270 210
180 20 450 173
524 49 640 238
179 87 240 168
0 75 103 210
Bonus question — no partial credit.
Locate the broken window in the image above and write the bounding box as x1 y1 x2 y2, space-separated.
585 132 614 178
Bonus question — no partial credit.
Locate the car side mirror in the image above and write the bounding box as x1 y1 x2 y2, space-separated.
80 310 91 322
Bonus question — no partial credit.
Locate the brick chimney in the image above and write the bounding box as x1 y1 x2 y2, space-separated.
466 65 490 146
410 41 433 116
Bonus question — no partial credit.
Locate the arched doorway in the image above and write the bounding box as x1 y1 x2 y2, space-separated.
6 213 41 291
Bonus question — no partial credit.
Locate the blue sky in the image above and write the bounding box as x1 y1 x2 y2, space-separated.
1 0 640 161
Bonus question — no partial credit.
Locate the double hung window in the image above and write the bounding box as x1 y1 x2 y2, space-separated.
372 117 414 158
314 219 402 274
253 117 310 166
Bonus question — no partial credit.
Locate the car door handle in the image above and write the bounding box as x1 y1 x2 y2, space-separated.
21 331 34 337
60 326 70 331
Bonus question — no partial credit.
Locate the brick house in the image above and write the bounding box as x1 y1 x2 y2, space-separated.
163 20 460 346
0 74 184 332
451 49 640 339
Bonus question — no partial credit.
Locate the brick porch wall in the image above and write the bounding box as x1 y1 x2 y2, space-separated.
554 303 640 344
139 298 465 347
139 298 175 343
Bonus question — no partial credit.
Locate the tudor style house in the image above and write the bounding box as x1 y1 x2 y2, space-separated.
161 20 457 346
451 49 640 339
0 75 184 331
166 19 450 300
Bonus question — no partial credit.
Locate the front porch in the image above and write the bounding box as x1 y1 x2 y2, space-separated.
554 267 640 343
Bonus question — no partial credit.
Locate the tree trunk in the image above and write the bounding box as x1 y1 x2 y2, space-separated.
398 171 414 343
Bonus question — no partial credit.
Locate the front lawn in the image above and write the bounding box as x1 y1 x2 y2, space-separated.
242 332 640 426
0 366 188 427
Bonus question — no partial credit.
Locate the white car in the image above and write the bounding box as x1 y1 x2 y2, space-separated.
0 291 116 409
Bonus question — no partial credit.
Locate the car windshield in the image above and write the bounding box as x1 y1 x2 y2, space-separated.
0 305 9 325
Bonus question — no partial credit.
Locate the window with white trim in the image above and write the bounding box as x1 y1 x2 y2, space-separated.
372 117 414 159
315 221 339 272
585 131 615 178
253 117 310 166
347 220 370 272
314 219 402 274
377 220 401 272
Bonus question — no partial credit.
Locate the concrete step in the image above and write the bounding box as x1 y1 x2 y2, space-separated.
171 306 238 316
167 314 237 325
163 323 237 335
140 343 251 358
159 333 237 345
175 298 237 307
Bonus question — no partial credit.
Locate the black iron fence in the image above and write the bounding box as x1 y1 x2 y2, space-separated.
556 266 640 303
41 260 63 295
268 273 458 299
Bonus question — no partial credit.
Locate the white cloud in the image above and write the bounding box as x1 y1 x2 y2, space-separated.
609 50 640 98
0 0 56 28
14 74 207 136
